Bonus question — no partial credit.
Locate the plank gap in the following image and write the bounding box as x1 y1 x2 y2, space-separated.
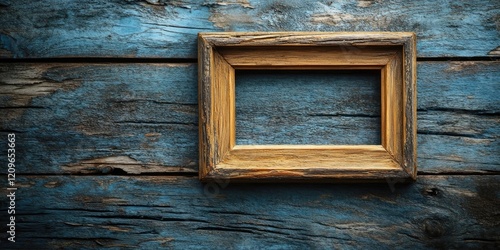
0 58 198 64
417 57 499 62
0 57 497 64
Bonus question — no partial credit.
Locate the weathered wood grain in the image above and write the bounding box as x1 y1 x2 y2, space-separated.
417 61 500 173
0 62 498 174
0 0 496 247
0 0 498 58
0 63 200 174
0 175 498 249
199 32 416 181
218 45 397 68
212 145 407 182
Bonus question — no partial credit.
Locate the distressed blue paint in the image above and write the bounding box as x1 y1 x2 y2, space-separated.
418 62 500 111
235 70 381 145
0 0 498 248
0 64 199 173
0 62 498 174
0 175 498 249
0 0 498 58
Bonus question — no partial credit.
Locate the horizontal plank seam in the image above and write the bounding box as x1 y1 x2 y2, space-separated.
0 58 198 63
418 171 500 175
418 57 499 62
0 172 198 177
1 171 499 177
0 57 497 64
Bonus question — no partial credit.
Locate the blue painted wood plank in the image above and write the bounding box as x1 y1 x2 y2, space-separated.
0 62 498 174
0 175 498 249
236 70 381 145
0 63 200 174
417 62 500 173
0 0 498 58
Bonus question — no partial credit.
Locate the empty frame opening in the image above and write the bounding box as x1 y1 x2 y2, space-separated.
235 70 381 145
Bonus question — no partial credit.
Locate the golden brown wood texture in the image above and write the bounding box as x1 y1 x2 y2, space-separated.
198 32 417 182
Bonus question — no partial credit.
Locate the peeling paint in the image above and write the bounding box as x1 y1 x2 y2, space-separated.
311 13 357 26
100 225 131 233
142 0 167 6
145 132 161 137
44 181 62 188
208 11 256 29
0 64 82 120
357 0 377 8
444 61 485 73
65 222 133 233
206 0 259 29
74 195 128 206
101 197 129 205
310 2 393 28
487 46 500 55
206 0 254 9
461 137 495 145
63 155 178 174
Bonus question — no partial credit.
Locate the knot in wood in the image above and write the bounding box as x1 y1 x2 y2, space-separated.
423 219 444 238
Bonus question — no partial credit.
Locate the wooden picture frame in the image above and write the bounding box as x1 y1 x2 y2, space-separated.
198 32 417 182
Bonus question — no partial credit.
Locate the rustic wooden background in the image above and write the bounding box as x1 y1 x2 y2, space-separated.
0 0 499 248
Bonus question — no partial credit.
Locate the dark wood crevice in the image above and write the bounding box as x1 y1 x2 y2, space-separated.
0 56 497 64
2 175 498 249
112 121 198 126
0 0 498 248
0 57 198 64
417 56 499 62
418 171 500 176
417 130 489 139
1 171 499 177
418 108 500 116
